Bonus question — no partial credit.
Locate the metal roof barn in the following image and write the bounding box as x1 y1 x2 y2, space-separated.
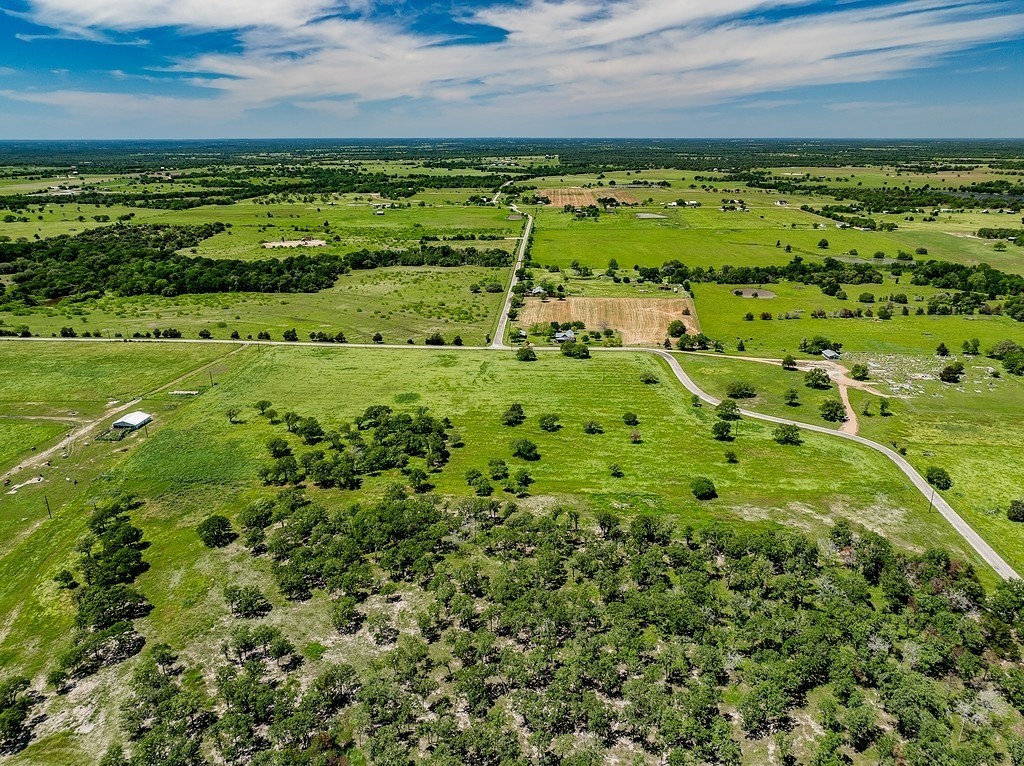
113 411 153 430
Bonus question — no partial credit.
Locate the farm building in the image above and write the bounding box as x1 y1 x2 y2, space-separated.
821 349 841 361
553 330 576 343
113 411 152 431
530 286 547 296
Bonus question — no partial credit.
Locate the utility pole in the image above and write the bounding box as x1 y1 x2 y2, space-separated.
44 495 52 519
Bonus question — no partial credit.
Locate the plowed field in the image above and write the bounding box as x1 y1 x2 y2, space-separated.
541 188 640 207
518 297 699 345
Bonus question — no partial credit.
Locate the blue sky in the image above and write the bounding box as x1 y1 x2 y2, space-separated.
0 0 1022 139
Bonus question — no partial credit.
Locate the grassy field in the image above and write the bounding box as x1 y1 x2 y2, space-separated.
847 361 1024 579
0 340 232 418
0 196 522 259
0 420 70 471
674 352 847 429
692 279 1024 357
2 266 508 345
0 344 1013 762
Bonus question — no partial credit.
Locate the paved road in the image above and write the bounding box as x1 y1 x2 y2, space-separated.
2 335 1016 579
491 205 533 349
626 348 1019 580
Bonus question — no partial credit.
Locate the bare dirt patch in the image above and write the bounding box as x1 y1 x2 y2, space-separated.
733 288 776 299
518 297 698 345
541 188 640 207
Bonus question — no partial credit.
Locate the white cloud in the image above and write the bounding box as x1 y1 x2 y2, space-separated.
10 0 1024 132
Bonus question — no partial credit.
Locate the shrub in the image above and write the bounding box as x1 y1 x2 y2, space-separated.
712 421 732 441
609 463 624 478
926 466 952 490
630 430 643 444
1009 499 1024 523
266 437 291 458
516 346 537 362
488 459 509 481
805 368 832 389
502 403 526 426
715 399 740 420
424 332 446 346
511 439 540 461
639 371 659 385
583 420 603 434
850 363 869 381
197 515 235 548
936 342 950 357
784 388 800 406
560 341 591 359
724 450 738 464
691 477 717 500
858 293 875 303
818 238 829 249
623 412 639 426
538 414 561 432
773 424 802 445
939 362 965 383
725 381 756 399
820 399 846 422
781 354 797 370
667 320 687 337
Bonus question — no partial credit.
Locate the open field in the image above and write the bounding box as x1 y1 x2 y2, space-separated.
675 353 850 430
516 296 697 345
0 420 71 472
693 279 1024 357
1 266 509 345
846 357 1024 578
0 341 232 418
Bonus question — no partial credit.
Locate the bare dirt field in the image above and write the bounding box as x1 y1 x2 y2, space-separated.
733 288 777 299
541 188 640 207
519 297 699 345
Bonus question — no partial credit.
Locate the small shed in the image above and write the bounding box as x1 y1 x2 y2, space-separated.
821 349 841 361
113 411 152 430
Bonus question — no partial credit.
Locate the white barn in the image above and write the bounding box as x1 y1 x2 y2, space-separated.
113 411 152 430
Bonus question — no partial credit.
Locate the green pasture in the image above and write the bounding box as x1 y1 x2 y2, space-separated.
0 420 70 471
3 266 508 345
0 195 522 260
674 353 847 429
693 280 1024 357
848 363 1024 576
0 340 231 418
